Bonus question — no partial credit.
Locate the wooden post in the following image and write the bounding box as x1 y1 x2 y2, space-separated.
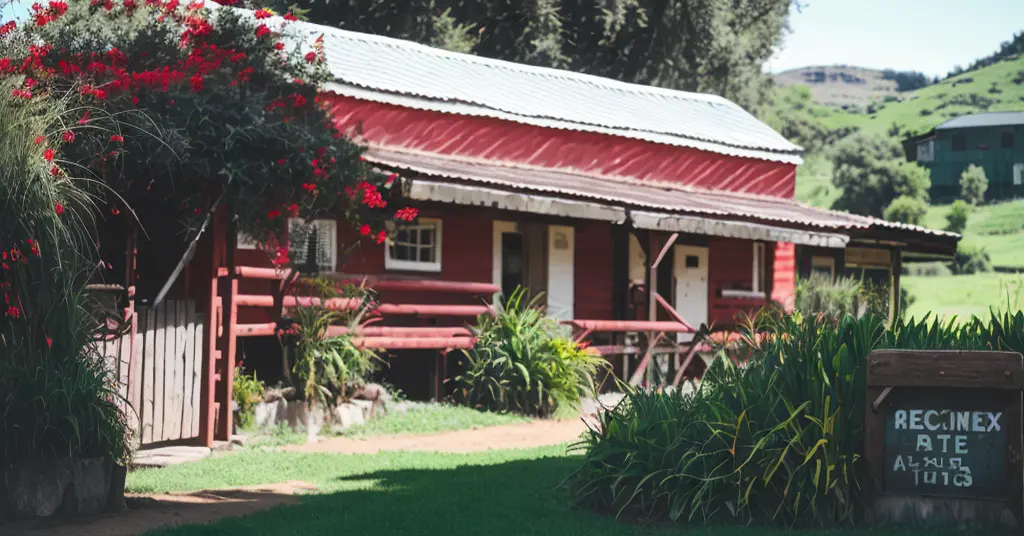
216 217 239 440
198 208 224 448
889 249 902 322
646 232 678 387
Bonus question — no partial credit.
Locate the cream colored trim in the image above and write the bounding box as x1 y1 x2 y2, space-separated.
408 180 626 223
631 211 849 248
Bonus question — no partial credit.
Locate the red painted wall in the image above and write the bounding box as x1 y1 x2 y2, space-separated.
574 221 615 320
320 94 797 198
771 243 796 311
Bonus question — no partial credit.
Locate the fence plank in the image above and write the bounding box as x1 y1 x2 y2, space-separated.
159 301 176 442
169 301 187 440
127 310 141 447
191 316 204 437
182 304 196 438
141 307 155 445
153 303 166 443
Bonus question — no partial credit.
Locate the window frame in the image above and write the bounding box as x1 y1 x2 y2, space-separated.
916 140 934 162
236 231 259 250
384 218 442 273
721 242 768 299
811 255 836 278
287 218 338 272
1014 163 1024 186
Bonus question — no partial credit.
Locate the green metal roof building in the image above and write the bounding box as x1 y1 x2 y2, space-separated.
903 112 1024 201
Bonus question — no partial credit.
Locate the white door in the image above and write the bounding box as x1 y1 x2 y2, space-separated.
546 225 575 321
673 245 709 342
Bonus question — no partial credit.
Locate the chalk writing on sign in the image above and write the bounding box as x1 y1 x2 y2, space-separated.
884 405 1006 498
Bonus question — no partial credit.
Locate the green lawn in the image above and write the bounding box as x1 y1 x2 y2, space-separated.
127 446 1002 536
903 273 1024 321
339 403 529 438
922 199 1024 268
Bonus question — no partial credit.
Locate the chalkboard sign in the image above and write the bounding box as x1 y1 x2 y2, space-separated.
882 389 1007 498
864 350 1024 527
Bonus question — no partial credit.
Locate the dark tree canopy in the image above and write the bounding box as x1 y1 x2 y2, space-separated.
252 0 794 111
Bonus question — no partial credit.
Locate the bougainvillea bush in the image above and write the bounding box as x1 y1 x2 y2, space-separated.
5 0 415 263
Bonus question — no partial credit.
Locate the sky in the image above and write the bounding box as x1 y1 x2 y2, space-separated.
766 0 1024 77
2 0 1021 78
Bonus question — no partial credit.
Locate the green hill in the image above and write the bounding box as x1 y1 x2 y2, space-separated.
804 55 1024 136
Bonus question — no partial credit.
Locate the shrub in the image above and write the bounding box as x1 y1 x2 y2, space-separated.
233 365 265 430
279 277 380 406
453 288 608 417
830 133 930 218
795 272 861 316
960 164 989 205
905 261 952 277
567 309 1024 527
945 199 971 233
883 194 928 225
950 242 992 274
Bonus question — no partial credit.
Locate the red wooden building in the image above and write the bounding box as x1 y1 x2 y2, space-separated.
107 10 959 448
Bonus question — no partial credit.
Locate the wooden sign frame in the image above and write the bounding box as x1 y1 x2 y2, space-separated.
864 349 1024 528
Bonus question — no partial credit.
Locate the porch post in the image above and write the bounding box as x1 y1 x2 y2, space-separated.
646 232 678 387
889 249 902 322
198 208 224 447
216 217 239 440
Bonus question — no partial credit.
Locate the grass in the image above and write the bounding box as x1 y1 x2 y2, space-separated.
126 446 1005 536
903 273 1024 321
339 403 530 438
921 199 1024 267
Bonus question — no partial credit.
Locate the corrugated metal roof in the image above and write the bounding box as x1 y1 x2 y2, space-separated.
936 112 1024 130
211 5 802 164
363 146 958 240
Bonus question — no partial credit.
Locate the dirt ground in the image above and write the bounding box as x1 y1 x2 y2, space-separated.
4 481 316 536
282 417 593 454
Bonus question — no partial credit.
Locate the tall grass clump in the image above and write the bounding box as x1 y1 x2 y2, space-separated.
567 308 1024 528
453 287 608 417
0 84 130 466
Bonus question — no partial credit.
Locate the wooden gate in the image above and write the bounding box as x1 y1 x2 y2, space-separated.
134 300 205 446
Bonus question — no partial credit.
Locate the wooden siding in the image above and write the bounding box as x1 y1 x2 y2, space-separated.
574 221 614 319
708 237 767 325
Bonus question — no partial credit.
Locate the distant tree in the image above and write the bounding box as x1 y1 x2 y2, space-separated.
881 69 931 92
945 31 1024 79
884 195 928 225
945 200 971 234
762 85 858 152
960 164 989 204
831 133 931 217
250 0 796 112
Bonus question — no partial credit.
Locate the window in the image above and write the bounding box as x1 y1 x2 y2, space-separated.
1015 163 1024 186
811 256 835 278
288 218 337 272
752 242 767 293
1003 131 1016 149
385 218 442 272
916 140 934 162
236 231 259 250
951 133 967 151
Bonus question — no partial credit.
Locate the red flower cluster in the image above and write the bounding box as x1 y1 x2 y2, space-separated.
254 8 272 19
394 207 418 221
110 134 124 142
0 21 16 36
62 130 75 143
352 181 386 209
54 202 64 215
255 24 271 38
43 148 55 161
32 1 69 27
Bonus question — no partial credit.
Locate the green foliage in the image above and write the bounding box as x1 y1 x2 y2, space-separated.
947 31 1024 78
453 288 608 418
281 277 380 406
0 85 129 465
795 273 862 316
233 366 265 430
567 309 1024 527
959 164 989 205
255 0 795 111
830 133 930 217
950 242 992 275
883 194 928 224
945 199 971 234
762 86 857 152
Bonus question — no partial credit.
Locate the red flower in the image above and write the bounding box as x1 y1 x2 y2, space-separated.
33 135 44 144
78 110 90 124
274 42 285 51
359 224 371 236
190 73 203 92
255 24 271 38
286 203 299 217
304 51 317 63
267 209 281 219
376 230 387 244
254 8 272 19
385 173 397 185
110 134 124 142
0 21 16 36
46 336 53 348
54 202 64 215
43 148 55 161
283 12 297 21
61 131 74 143
6 306 20 318
49 165 60 176
292 94 307 107
394 207 419 221
301 183 316 193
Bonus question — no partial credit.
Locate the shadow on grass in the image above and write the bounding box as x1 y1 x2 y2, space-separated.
139 455 1007 536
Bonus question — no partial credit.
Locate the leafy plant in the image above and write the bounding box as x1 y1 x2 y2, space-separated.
883 194 928 225
960 164 989 205
453 287 607 418
233 365 265 430
567 308 1024 527
279 277 380 407
950 242 992 274
945 199 971 234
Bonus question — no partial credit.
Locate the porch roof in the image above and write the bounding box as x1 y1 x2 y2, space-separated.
364 147 960 255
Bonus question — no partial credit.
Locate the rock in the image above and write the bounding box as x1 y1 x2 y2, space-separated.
60 457 112 517
105 463 127 513
230 434 247 447
3 458 73 517
253 399 287 429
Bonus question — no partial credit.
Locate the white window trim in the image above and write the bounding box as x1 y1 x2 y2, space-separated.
385 218 442 273
721 242 767 299
811 255 836 278
1014 163 1024 186
237 231 259 250
288 218 338 272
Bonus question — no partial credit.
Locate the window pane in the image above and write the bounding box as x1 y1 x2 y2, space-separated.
421 246 434 263
420 228 434 246
395 244 410 260
396 229 412 245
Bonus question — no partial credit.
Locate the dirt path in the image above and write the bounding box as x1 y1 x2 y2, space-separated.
5 481 316 536
283 418 592 454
